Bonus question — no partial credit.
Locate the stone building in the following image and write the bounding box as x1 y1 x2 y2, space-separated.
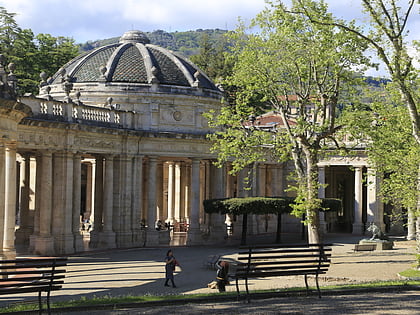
0 31 400 259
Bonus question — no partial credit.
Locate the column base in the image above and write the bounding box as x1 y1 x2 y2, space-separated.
99 231 117 249
0 248 16 260
89 230 101 248
54 234 75 255
352 222 364 235
186 228 203 245
74 233 84 253
116 232 134 248
132 229 146 247
145 229 159 247
158 230 170 245
208 226 226 244
34 236 55 256
15 227 33 246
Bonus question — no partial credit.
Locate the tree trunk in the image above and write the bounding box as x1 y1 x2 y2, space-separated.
417 163 420 253
241 214 248 245
276 213 282 243
303 145 321 244
407 207 416 240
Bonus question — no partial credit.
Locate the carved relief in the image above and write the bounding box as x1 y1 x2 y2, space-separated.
173 111 182 121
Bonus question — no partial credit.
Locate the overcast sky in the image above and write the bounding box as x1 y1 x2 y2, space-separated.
2 0 417 43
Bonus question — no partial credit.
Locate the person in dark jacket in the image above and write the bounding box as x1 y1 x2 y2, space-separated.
164 249 178 288
215 260 229 292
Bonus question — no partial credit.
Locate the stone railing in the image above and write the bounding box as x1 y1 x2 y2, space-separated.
23 97 139 129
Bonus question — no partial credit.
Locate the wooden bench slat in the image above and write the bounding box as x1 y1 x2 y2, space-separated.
0 257 67 313
0 269 66 276
0 262 67 269
0 286 63 295
235 244 331 302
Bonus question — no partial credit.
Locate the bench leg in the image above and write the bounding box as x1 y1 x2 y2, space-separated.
235 278 240 301
304 274 309 295
315 274 321 298
37 291 42 315
47 290 52 315
245 278 250 303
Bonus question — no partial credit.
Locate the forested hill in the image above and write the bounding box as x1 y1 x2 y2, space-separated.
78 29 228 56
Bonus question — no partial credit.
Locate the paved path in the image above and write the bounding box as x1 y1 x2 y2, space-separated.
0 233 418 313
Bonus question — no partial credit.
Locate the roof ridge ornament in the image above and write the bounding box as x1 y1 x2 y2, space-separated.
119 30 150 44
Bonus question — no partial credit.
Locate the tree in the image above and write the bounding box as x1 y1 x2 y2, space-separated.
0 6 79 94
342 82 419 238
296 0 420 246
0 6 21 56
190 32 234 84
206 0 370 244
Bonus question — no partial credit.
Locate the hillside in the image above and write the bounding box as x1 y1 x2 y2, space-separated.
78 29 228 57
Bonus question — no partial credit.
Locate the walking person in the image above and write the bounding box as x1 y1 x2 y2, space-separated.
164 249 179 288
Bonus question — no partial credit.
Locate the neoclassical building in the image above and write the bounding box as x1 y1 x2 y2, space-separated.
0 31 399 259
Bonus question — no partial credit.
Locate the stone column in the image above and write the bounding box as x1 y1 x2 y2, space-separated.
0 143 18 259
187 158 202 245
132 155 143 245
34 151 55 255
118 154 133 246
156 160 164 221
72 153 84 252
209 163 226 243
366 167 384 231
174 162 182 223
0 144 5 258
183 162 191 224
15 154 32 245
167 162 174 224
29 153 42 252
101 155 116 248
90 156 103 248
146 156 159 246
318 166 327 234
352 166 364 234
52 151 75 254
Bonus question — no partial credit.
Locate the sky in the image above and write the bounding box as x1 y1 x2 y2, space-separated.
0 0 418 76
2 0 418 43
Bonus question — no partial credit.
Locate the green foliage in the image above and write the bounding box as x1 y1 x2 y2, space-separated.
342 81 419 213
203 196 341 215
189 32 234 84
205 0 369 242
0 6 79 94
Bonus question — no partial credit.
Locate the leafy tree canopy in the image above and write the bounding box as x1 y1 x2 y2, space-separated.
0 6 79 94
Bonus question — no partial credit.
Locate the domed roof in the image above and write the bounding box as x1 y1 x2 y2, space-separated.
48 30 218 91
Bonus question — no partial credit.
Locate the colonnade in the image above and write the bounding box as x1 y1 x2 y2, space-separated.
318 164 384 234
11 153 293 255
5 147 388 257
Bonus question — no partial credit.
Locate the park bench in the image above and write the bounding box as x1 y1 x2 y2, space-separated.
234 243 331 302
0 257 68 314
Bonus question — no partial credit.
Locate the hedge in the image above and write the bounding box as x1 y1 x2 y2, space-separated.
203 196 341 215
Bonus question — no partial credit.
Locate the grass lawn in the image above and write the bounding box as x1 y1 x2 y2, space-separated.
1 278 420 313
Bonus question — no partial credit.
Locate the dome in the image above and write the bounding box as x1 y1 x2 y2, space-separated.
47 30 218 91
